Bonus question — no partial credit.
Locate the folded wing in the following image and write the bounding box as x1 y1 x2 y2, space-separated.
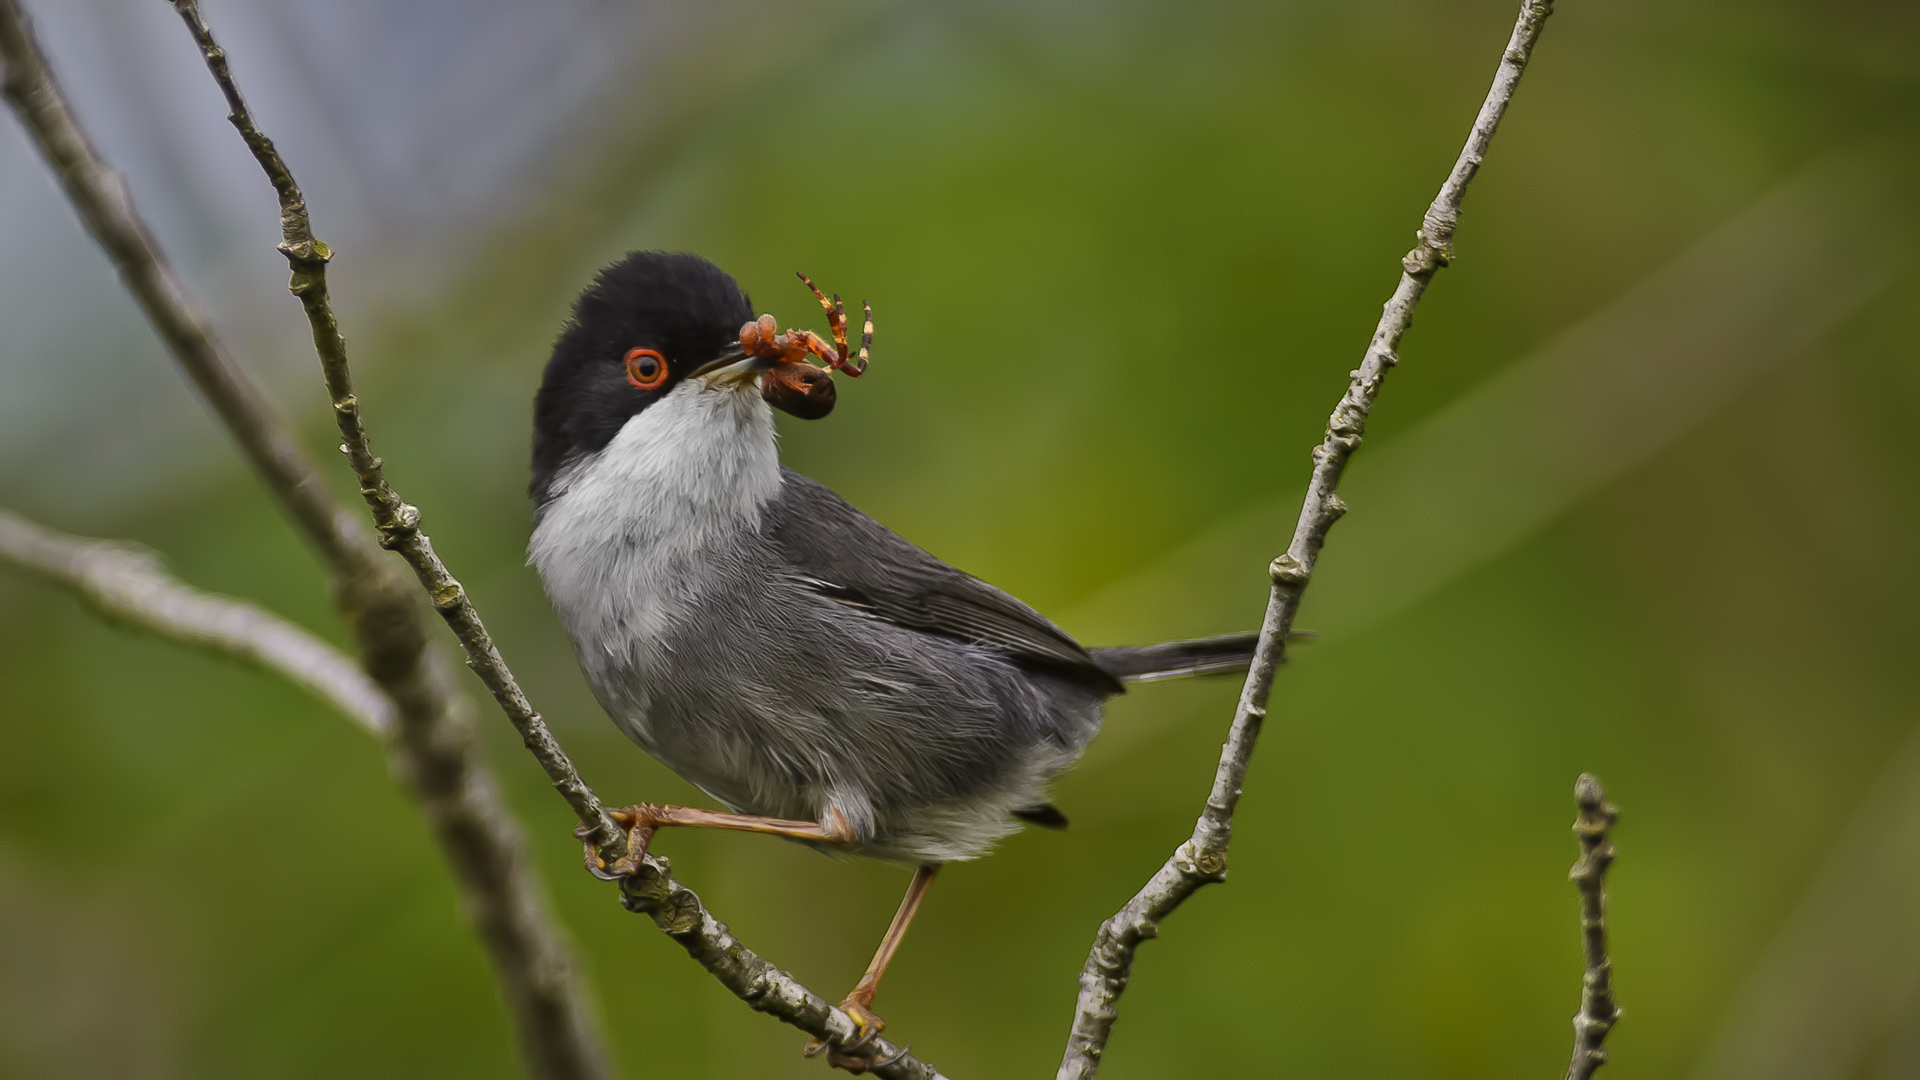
768 471 1123 694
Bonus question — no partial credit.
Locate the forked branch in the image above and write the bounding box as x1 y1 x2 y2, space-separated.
1057 2 1559 1075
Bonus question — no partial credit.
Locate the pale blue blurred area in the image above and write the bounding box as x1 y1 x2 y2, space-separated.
0 0 694 518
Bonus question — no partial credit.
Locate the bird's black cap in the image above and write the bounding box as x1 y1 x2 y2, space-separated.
532 251 752 503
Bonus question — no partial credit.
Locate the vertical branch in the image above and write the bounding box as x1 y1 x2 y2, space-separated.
1566 773 1621 1080
0 5 612 1079
1057 2 1558 1076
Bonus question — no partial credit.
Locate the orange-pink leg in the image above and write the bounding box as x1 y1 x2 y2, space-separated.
805 864 940 1069
575 803 857 881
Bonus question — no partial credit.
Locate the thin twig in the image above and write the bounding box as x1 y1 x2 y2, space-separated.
158 2 948 1074
0 508 391 736
165 0 622 870
1057 2 1558 1075
0 5 610 1078
1566 774 1621 1080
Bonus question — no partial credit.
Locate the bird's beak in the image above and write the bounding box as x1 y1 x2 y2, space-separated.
689 344 774 388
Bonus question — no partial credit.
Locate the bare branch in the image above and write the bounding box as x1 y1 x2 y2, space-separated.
1566 774 1621 1080
154 2 950 1074
0 508 391 736
0 509 954 1078
0 5 610 1078
1057 2 1559 1075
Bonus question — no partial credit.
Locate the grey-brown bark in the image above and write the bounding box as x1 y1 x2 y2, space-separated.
162 2 946 1075
1056 2 1560 1076
0 4 611 1078
0 509 392 736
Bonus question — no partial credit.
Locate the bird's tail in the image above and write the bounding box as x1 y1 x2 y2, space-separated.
1089 631 1270 683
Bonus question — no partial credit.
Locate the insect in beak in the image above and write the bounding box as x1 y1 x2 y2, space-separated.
694 271 871 419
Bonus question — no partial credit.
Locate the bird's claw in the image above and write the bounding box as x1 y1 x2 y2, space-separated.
864 1042 913 1070
803 999 895 1072
574 807 656 881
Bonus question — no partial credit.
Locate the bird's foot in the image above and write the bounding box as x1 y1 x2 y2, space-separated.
574 806 660 881
804 997 906 1073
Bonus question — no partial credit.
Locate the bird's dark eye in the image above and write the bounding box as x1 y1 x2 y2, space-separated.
624 348 669 390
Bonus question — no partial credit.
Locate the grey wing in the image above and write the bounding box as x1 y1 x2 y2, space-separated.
767 470 1123 695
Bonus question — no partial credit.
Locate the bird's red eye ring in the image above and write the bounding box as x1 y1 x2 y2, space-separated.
624 348 669 390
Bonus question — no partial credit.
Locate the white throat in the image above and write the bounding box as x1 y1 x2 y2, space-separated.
529 380 782 668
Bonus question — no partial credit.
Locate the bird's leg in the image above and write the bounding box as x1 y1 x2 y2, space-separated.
575 803 859 881
805 864 940 1070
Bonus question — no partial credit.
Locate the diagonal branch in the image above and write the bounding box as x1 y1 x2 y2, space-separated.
165 0 623 868
1057 2 1559 1076
159 1 947 1075
0 506 962 1077
1566 774 1621 1080
0 5 610 1078
0 508 391 736
0 504 946 1078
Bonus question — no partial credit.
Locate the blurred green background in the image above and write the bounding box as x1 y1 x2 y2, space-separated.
4 0 1919 1076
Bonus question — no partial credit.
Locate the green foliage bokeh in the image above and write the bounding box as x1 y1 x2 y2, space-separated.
3 1 1919 1077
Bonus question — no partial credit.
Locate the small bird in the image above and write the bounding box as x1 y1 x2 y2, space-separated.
528 251 1256 1066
